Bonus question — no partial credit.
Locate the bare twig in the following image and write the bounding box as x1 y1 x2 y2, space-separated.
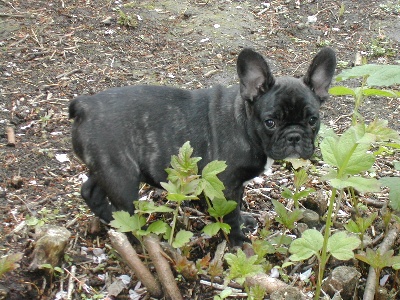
143 234 183 300
108 230 163 298
56 69 82 79
66 265 76 300
363 226 399 300
8 34 30 47
6 126 15 146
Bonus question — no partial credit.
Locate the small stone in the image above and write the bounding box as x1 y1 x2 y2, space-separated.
29 225 71 272
297 23 306 30
10 175 23 189
270 286 303 300
300 209 320 228
294 222 308 236
322 266 361 299
101 16 113 25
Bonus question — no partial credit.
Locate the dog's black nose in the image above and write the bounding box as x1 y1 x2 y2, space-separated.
287 132 301 144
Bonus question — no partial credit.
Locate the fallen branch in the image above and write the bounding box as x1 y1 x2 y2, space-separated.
246 273 311 299
108 230 163 298
363 226 399 300
245 273 289 294
143 234 183 300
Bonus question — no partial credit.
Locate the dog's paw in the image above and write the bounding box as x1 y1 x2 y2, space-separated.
241 213 257 233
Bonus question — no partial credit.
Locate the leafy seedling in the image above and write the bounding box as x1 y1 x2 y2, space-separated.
224 249 264 285
0 253 23 278
380 177 400 212
111 141 234 248
329 64 400 124
272 199 303 230
355 249 400 296
289 229 360 299
282 168 315 209
344 212 377 249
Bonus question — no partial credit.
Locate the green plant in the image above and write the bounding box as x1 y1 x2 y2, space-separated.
117 10 138 28
282 168 315 209
248 284 266 300
271 199 303 230
355 249 400 296
329 64 400 124
214 288 233 300
111 142 236 247
344 212 377 249
224 249 263 286
309 119 400 299
289 229 360 298
0 253 23 278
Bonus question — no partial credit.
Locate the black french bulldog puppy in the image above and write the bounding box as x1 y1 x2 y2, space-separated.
69 48 336 247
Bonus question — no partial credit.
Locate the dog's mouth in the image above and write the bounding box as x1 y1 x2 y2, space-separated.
269 144 314 161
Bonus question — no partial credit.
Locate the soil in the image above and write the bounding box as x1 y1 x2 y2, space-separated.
0 0 399 299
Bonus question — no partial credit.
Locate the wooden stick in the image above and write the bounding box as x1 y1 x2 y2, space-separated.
363 227 399 300
6 126 15 146
143 235 183 300
108 230 163 298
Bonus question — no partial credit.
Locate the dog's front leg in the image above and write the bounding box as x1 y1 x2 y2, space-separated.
223 187 257 247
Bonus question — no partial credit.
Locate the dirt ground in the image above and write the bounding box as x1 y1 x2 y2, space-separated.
0 0 399 299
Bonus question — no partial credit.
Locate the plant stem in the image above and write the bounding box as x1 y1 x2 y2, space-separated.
314 187 337 300
168 201 181 245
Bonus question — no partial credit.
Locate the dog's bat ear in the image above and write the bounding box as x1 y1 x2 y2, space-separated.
303 47 336 103
237 48 275 102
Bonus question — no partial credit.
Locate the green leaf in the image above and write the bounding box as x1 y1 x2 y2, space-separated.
200 177 226 200
335 64 382 81
167 141 201 181
281 187 294 199
272 199 287 219
363 88 398 98
329 177 381 192
208 198 237 218
0 253 23 277
172 230 193 248
201 161 227 200
380 177 400 211
272 200 302 229
355 249 395 269
344 220 361 233
271 234 293 246
289 229 323 261
294 168 309 188
110 211 145 233
329 86 356 96
292 188 315 201
366 65 400 86
203 223 222 237
366 119 400 142
146 220 169 235
252 240 276 259
202 160 227 177
224 249 263 285
327 231 360 260
392 256 400 270
134 201 174 214
320 127 376 176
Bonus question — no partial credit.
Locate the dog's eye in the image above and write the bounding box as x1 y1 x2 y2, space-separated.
309 116 318 126
265 119 276 129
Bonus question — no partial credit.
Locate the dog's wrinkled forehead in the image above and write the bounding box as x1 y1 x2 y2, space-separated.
265 77 320 121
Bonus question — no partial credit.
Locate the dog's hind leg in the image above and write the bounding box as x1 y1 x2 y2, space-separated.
81 175 114 222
